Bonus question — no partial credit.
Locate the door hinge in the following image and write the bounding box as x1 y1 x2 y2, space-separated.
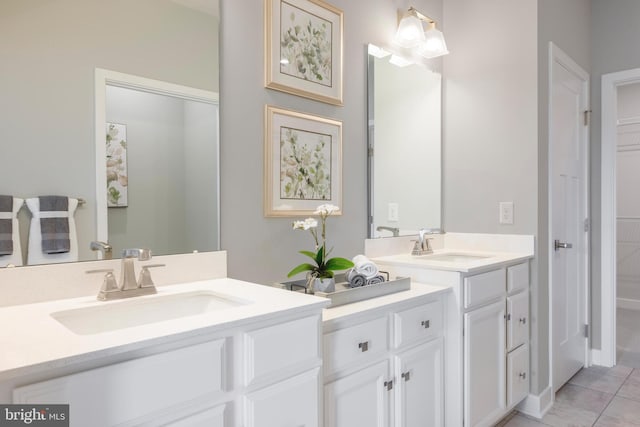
584 324 590 338
368 147 374 157
584 110 592 126
584 218 590 232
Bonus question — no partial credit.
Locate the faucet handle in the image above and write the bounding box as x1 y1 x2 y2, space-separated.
138 264 165 288
87 269 119 299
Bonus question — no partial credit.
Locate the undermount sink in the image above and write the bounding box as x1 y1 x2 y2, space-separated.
421 253 493 262
51 290 252 335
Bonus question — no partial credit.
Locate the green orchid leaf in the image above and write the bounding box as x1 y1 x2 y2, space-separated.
287 263 316 278
325 257 355 271
316 245 325 265
299 250 318 261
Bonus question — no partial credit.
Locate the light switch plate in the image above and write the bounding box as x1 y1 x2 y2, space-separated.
388 203 399 222
499 202 514 225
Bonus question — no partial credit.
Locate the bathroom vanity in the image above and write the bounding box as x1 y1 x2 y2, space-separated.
367 233 534 427
0 253 330 427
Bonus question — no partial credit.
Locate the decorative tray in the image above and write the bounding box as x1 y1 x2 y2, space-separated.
277 273 411 308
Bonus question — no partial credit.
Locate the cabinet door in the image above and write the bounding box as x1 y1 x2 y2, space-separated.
507 291 529 351
395 338 444 427
464 300 506 427
244 368 320 427
325 360 390 427
507 344 530 407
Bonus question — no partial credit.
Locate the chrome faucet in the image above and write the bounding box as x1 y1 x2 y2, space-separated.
120 248 152 290
87 248 165 301
411 228 442 256
90 241 113 260
376 225 400 237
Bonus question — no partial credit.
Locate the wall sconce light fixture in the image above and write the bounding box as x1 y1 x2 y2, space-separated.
394 6 449 59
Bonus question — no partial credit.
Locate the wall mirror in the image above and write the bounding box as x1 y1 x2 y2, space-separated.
0 0 219 266
367 44 442 238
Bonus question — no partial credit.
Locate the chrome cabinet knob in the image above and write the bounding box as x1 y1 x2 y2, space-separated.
554 240 573 251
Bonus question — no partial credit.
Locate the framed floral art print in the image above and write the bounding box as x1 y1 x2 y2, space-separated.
264 105 343 216
265 0 344 106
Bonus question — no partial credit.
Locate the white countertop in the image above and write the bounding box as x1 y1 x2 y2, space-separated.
371 250 533 274
0 278 329 381
323 282 450 323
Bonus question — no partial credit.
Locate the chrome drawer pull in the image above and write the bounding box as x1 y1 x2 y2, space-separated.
358 341 369 352
421 320 430 329
519 372 527 380
519 317 527 325
401 371 411 382
384 380 393 391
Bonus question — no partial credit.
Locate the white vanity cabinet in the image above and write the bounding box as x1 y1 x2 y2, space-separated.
323 288 446 427
372 256 532 427
463 263 530 427
10 312 324 427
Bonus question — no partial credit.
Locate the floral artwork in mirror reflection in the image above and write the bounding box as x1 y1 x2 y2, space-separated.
106 123 128 207
280 126 331 200
280 2 332 86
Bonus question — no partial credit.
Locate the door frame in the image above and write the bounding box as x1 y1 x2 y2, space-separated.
94 68 220 254
547 43 591 392
599 67 640 366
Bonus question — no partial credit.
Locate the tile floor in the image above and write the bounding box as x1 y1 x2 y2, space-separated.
498 364 640 427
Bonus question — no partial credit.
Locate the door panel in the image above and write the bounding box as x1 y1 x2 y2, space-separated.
464 300 506 427
324 360 390 427
550 46 588 392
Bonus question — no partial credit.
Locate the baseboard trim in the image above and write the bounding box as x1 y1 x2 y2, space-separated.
617 297 640 311
591 349 603 366
516 386 553 419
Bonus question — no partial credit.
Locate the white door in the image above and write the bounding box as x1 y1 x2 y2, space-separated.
549 44 589 391
394 338 444 427
325 360 390 427
464 300 506 427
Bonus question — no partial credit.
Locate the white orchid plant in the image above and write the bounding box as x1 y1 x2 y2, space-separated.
287 204 354 280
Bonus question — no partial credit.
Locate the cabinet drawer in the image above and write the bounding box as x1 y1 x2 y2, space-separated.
13 339 228 426
324 316 389 375
393 300 443 348
244 315 321 386
464 269 505 309
507 291 529 351
507 263 529 294
507 344 529 407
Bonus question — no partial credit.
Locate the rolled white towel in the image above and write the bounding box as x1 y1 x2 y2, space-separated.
352 254 379 279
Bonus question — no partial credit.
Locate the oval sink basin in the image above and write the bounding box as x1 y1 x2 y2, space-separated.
51 290 252 335
422 253 492 262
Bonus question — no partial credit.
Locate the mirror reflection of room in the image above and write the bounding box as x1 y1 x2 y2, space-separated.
0 0 220 266
367 45 442 238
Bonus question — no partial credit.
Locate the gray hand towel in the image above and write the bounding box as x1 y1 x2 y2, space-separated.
0 195 13 256
39 196 70 254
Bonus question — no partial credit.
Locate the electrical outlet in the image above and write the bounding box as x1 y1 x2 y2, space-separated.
499 202 514 225
388 203 399 222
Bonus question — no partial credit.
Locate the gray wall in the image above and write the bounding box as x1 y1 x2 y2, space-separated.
0 0 218 261
220 0 443 284
442 0 541 391
590 0 640 350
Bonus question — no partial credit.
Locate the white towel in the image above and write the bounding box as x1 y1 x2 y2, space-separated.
26 197 79 265
352 254 379 279
0 197 24 267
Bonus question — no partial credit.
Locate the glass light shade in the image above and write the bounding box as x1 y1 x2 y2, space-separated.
418 27 449 59
393 14 425 48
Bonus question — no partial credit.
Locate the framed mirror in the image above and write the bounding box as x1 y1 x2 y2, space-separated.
367 44 442 238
